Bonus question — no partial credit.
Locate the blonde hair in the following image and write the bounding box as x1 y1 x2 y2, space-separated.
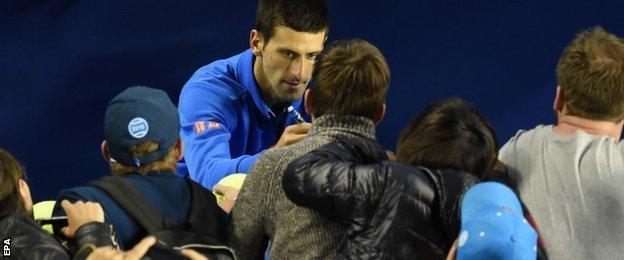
556 27 624 122
109 140 179 176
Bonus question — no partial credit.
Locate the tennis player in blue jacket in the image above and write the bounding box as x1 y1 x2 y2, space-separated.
177 0 329 189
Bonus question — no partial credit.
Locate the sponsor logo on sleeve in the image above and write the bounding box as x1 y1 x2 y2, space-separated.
194 121 206 134
194 120 221 135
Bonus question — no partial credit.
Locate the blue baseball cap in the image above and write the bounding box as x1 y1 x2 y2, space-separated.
457 182 537 260
104 86 180 167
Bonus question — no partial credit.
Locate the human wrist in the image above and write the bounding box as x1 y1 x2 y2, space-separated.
74 222 117 252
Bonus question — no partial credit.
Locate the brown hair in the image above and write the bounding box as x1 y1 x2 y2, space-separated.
310 39 390 119
109 140 179 176
0 149 28 217
556 26 624 122
395 98 498 179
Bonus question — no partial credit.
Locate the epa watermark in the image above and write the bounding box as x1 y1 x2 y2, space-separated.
2 238 9 257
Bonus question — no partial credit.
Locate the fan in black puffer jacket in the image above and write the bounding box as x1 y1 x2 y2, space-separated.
0 213 114 259
283 137 480 259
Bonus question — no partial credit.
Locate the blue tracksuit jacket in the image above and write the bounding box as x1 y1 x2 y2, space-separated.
176 49 309 189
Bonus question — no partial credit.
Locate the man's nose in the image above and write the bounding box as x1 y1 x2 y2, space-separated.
289 57 305 81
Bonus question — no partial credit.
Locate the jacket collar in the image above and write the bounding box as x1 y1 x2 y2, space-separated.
236 49 304 120
309 114 377 139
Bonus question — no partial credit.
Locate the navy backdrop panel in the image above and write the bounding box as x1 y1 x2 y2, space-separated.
1 0 622 201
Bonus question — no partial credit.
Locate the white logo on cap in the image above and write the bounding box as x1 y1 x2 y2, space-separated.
128 117 149 138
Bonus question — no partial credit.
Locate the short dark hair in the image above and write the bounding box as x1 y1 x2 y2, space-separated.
255 0 330 42
0 149 28 218
310 39 390 119
556 26 624 122
395 98 498 179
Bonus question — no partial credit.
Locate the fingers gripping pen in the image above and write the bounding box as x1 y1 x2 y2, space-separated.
287 106 306 123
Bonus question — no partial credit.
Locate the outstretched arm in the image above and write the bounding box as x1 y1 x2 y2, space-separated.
283 138 388 222
178 81 263 189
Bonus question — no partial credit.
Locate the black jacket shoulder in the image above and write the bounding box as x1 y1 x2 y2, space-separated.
0 213 115 260
284 138 479 259
0 213 70 259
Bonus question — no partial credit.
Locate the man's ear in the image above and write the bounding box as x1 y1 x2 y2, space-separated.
18 179 33 214
250 29 264 57
372 103 386 125
554 86 565 112
174 139 184 161
304 89 315 118
101 140 112 162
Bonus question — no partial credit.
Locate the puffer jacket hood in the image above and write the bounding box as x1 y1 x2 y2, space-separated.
283 138 479 259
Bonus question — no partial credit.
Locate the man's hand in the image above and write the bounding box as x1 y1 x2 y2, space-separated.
385 150 396 161
446 239 458 260
213 184 240 213
274 123 311 148
87 236 156 260
60 200 104 238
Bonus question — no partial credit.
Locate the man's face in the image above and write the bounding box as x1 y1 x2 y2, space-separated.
252 26 326 106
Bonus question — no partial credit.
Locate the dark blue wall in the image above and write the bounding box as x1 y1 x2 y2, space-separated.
2 0 623 201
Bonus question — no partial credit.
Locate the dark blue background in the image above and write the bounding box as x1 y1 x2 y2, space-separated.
2 0 623 201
